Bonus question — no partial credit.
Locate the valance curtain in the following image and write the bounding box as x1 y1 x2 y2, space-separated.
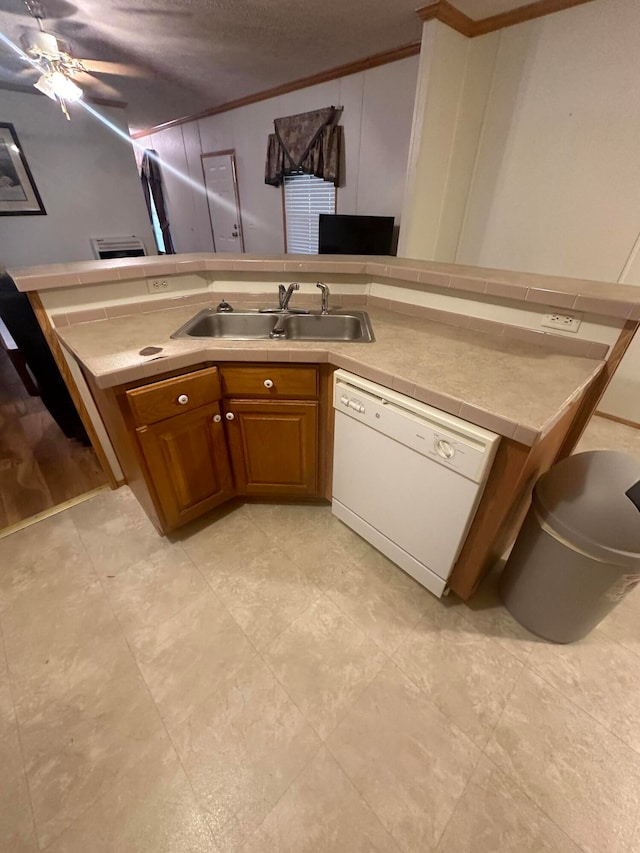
265 106 342 187
140 149 175 255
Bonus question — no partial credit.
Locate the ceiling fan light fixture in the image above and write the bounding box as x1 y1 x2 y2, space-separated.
33 71 57 99
49 70 82 102
34 70 82 102
22 29 61 58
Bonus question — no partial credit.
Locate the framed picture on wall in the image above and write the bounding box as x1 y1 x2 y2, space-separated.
0 123 46 216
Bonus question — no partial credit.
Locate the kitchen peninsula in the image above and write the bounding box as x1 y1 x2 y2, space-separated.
11 253 640 599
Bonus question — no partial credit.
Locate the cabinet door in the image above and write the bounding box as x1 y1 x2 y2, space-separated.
225 400 319 498
136 402 234 530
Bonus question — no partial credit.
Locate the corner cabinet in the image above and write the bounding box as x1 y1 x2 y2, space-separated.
89 362 330 534
126 367 234 530
220 366 320 498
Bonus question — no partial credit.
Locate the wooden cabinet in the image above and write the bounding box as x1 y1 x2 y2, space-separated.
124 367 233 531
220 365 318 398
224 399 319 497
127 366 222 426
136 402 234 530
220 364 321 499
94 362 328 534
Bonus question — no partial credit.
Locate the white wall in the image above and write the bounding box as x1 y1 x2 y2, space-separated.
456 0 640 283
400 0 640 422
0 89 154 268
455 0 640 421
399 22 499 261
137 56 419 254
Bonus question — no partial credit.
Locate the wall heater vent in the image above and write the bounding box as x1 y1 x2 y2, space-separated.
90 236 147 260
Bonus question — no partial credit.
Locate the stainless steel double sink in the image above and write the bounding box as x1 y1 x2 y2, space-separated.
171 308 374 343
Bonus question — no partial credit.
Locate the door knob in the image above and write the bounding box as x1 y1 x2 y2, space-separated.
177 394 189 405
213 414 222 423
231 231 239 237
225 412 235 421
263 379 274 388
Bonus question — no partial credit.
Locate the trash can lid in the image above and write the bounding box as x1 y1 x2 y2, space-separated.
533 450 640 568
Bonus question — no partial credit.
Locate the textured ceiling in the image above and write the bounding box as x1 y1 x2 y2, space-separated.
0 0 531 131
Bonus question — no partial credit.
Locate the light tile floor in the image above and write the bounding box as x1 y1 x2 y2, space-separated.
1 415 640 852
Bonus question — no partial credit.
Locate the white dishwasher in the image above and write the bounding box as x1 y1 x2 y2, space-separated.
332 370 500 597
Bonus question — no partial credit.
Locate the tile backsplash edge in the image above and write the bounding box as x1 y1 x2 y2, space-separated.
365 296 608 360
53 291 609 361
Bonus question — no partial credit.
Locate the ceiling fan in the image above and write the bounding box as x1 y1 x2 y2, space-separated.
16 0 142 118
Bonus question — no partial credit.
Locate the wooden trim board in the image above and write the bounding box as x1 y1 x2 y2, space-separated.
416 0 596 37
27 292 119 489
131 42 421 139
449 390 584 600
450 317 639 599
87 96 128 110
593 411 640 432
473 0 597 36
416 1 476 36
556 319 639 460
131 0 596 140
0 485 109 541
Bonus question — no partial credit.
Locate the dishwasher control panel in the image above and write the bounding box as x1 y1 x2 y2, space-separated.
339 394 366 414
334 372 500 485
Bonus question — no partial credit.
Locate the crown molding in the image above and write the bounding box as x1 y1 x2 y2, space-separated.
130 41 421 140
472 0 597 36
416 0 596 37
131 0 596 139
416 1 476 36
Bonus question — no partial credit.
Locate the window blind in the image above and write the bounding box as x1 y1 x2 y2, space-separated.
284 172 336 254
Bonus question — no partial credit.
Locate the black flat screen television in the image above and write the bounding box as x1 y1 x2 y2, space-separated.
318 214 395 255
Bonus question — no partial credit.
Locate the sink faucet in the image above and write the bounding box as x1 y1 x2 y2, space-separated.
260 282 308 315
280 282 299 311
316 282 330 314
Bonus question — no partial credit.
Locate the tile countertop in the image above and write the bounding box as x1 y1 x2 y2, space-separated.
9 252 640 320
56 304 604 447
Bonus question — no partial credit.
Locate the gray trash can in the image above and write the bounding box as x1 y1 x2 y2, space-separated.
500 450 640 643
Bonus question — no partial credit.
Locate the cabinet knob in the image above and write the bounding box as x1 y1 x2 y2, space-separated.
225 412 235 421
213 414 222 423
263 379 274 389
177 394 189 405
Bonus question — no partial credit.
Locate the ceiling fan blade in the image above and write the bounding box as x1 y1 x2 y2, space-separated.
73 71 123 101
76 59 144 77
112 7 186 16
0 66 36 82
6 63 38 79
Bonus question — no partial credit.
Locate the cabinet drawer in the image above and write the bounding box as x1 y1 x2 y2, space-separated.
127 367 221 426
220 365 318 398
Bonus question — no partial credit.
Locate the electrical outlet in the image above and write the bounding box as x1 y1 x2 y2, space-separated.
541 313 581 333
147 278 171 293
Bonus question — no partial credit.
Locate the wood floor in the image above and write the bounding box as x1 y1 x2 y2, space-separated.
0 347 107 530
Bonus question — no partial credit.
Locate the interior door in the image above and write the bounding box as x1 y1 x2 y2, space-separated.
201 150 245 252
